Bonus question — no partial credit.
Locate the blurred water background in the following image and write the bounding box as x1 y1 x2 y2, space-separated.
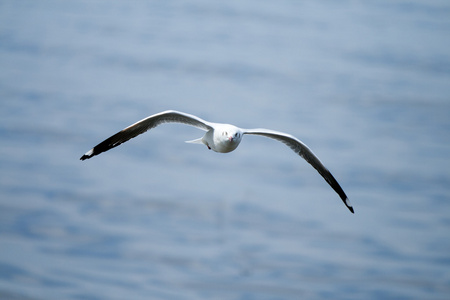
1 1 450 299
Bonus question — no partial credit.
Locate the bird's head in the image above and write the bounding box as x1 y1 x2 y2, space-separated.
214 125 243 153
221 127 242 144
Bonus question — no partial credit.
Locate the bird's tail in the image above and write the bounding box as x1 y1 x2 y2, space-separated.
185 137 204 145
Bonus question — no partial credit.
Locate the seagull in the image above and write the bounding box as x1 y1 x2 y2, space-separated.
80 110 353 213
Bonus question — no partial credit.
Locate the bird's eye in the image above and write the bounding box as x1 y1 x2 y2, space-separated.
235 133 238 137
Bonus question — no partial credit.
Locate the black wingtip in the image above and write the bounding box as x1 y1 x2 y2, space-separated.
344 198 354 214
80 149 94 161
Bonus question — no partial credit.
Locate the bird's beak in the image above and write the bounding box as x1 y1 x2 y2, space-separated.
228 136 233 142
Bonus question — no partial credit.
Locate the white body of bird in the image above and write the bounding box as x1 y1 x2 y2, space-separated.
186 124 243 153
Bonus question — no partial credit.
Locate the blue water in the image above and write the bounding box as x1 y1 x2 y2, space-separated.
1 1 450 299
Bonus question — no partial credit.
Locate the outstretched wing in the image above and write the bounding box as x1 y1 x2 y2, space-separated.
80 110 213 160
243 128 353 213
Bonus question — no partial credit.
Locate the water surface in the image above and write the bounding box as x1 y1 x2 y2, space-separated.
1 1 449 299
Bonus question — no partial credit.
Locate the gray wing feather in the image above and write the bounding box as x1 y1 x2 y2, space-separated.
80 110 213 160
244 128 353 213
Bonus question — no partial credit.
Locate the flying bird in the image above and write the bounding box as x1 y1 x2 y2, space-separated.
80 110 353 213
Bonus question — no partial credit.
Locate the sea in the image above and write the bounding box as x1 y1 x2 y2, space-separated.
0 1 449 299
